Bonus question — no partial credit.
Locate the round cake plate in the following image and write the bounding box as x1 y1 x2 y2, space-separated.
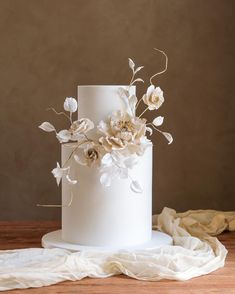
42 230 173 252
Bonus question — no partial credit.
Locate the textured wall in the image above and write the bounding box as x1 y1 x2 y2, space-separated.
0 0 234 220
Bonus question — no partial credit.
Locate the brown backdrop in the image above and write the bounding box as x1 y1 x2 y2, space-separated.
0 0 234 220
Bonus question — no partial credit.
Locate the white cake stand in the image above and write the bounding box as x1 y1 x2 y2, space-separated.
42 230 173 252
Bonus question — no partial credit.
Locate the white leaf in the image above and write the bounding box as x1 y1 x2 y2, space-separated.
71 133 84 142
51 162 69 186
74 154 87 166
39 122 55 132
129 95 138 116
117 167 128 179
134 66 144 74
110 151 123 162
130 180 143 193
128 58 135 71
97 120 110 136
63 97 77 113
146 127 153 136
100 173 111 187
124 155 138 169
101 153 113 166
66 174 77 185
153 116 164 127
118 87 129 98
162 132 173 144
131 78 144 84
56 130 71 143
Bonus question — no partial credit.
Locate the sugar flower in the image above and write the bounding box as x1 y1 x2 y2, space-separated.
74 142 104 167
51 162 77 186
142 85 164 110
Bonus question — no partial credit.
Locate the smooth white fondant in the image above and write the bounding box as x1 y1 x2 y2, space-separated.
42 230 172 252
62 143 152 247
77 85 135 124
61 85 152 247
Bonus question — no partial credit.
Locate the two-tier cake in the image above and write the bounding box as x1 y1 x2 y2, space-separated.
39 54 173 250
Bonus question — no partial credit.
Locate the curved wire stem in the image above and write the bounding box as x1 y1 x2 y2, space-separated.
37 192 74 208
138 106 149 118
135 96 144 111
149 48 168 86
46 107 71 122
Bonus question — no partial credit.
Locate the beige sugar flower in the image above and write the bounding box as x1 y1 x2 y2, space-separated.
142 85 164 110
99 136 127 152
98 111 147 153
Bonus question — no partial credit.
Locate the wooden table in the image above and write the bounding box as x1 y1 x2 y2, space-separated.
0 221 234 293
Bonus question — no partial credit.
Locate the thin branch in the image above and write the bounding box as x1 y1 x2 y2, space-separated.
62 140 89 168
129 69 135 86
37 192 74 208
135 96 144 111
69 112 73 124
149 48 168 85
138 107 149 118
46 107 71 122
149 122 162 134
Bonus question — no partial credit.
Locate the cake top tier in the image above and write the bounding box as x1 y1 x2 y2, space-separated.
77 85 136 124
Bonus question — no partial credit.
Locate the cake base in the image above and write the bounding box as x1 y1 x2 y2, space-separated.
42 230 173 252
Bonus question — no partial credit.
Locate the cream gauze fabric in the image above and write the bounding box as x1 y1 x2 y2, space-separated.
0 207 234 291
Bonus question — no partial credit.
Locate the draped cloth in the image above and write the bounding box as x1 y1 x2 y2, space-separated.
0 207 234 291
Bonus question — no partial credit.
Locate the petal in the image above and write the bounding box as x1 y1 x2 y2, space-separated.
162 131 173 144
146 127 153 136
130 180 143 193
117 167 128 179
124 155 138 169
100 173 111 187
97 120 110 135
39 122 55 132
118 87 129 98
146 85 155 96
51 168 62 186
153 116 164 126
71 133 84 142
74 154 87 166
129 95 138 116
56 130 71 143
101 153 113 166
66 174 77 185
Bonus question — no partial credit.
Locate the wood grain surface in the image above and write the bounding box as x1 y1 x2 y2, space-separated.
0 222 234 294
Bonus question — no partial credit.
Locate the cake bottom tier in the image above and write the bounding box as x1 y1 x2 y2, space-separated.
62 143 152 247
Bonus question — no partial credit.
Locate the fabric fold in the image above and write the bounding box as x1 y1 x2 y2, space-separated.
0 207 234 291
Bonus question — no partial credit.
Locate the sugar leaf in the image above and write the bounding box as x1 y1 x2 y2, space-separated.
39 122 55 132
153 116 164 127
128 58 135 71
130 180 143 193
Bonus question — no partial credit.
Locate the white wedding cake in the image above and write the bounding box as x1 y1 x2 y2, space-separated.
62 86 152 247
39 53 172 250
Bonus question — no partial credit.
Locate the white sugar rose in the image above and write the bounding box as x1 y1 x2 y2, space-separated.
63 97 77 113
70 118 94 135
74 142 104 167
56 118 94 143
142 85 164 110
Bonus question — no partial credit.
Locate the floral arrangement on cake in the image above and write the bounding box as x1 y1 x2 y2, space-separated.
39 49 173 193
